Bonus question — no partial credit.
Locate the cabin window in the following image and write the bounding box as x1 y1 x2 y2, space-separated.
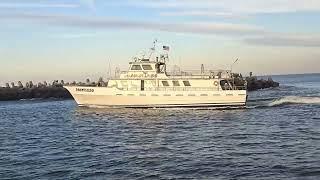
142 65 153 70
183 81 191 86
172 81 180 86
131 65 142 70
162 81 169 87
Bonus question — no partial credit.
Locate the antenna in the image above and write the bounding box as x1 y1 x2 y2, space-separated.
107 60 111 79
231 58 239 73
149 39 158 59
230 58 239 90
201 64 205 74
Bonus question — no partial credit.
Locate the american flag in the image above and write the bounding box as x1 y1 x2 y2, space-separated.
163 46 170 51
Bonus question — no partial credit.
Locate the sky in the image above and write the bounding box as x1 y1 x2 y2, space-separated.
1 0 320 85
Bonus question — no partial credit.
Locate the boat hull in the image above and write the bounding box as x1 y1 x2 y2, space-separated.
65 86 247 108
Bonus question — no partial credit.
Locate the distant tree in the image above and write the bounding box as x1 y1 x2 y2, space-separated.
61 80 65 85
25 82 30 88
18 81 23 88
43 81 48 87
249 72 253 77
6 83 10 88
38 82 43 87
11 82 15 88
29 81 34 88
86 78 90 85
72 81 76 85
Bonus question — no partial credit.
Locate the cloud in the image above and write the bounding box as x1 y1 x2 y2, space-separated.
0 2 79 8
79 0 96 10
0 12 264 37
116 0 320 14
2 12 320 47
245 35 320 47
159 11 250 19
50 33 99 39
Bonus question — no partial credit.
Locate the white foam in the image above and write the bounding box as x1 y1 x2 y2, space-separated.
269 96 320 107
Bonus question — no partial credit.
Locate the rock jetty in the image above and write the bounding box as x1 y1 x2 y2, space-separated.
0 76 279 101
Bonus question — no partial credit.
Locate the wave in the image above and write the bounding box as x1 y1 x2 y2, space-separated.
248 97 277 102
19 98 43 101
268 96 320 107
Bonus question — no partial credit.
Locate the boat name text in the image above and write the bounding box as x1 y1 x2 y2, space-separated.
76 88 94 92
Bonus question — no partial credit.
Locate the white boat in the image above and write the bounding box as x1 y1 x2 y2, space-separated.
65 43 247 108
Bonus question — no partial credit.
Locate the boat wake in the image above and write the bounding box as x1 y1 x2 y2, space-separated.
268 96 320 107
247 96 320 109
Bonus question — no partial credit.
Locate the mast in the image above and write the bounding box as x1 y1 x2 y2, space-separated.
149 39 157 60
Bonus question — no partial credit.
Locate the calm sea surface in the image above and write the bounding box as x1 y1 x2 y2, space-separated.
1 74 319 180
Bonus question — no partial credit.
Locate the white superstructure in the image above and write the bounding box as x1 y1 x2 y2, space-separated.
65 43 247 108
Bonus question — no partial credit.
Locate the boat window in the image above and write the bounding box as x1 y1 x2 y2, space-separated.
162 81 169 87
183 81 191 86
142 65 153 70
131 65 142 70
172 81 180 86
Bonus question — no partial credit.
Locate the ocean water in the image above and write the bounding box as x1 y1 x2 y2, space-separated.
0 74 319 180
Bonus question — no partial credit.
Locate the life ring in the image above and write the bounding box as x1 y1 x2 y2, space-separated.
214 81 219 86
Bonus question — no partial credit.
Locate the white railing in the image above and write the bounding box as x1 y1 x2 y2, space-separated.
113 69 233 79
118 86 246 92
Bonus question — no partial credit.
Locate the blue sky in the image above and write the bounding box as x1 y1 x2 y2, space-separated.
1 0 320 84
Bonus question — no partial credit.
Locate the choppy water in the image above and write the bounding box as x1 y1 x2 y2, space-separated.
1 74 320 180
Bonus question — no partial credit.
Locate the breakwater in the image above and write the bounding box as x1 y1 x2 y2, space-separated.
0 86 72 101
0 77 279 101
246 77 279 91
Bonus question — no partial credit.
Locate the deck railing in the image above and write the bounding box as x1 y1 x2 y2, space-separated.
117 86 246 92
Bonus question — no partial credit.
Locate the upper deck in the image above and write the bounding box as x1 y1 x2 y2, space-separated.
115 58 233 81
